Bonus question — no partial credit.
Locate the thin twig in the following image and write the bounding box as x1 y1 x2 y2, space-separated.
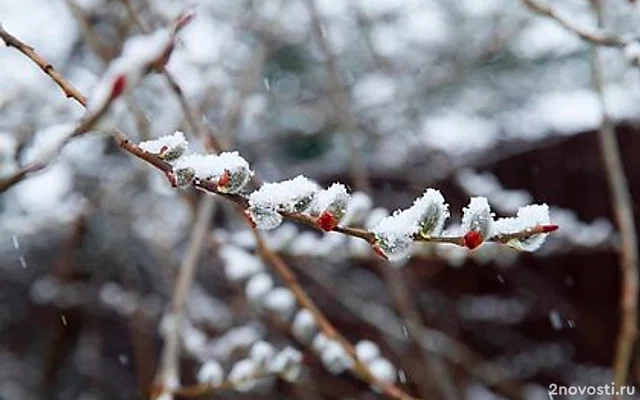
0 25 88 105
0 164 45 192
298 259 526 399
152 196 216 399
251 228 419 400
0 26 555 252
590 0 639 391
304 0 371 193
522 0 625 47
383 267 460 400
120 0 222 153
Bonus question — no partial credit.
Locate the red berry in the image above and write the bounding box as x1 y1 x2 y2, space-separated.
372 244 389 260
540 224 559 233
244 210 256 229
463 231 483 250
217 169 231 190
111 75 127 99
317 211 337 232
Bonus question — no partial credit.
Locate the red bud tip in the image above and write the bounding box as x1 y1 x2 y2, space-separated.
244 210 257 229
316 211 338 232
217 169 231 190
463 231 483 250
174 11 195 32
540 224 559 233
167 172 177 187
111 75 127 99
372 244 389 260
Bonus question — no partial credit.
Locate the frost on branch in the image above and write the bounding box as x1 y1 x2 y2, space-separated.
372 188 449 261
173 152 252 193
247 175 319 230
461 197 493 250
139 131 188 162
492 204 552 251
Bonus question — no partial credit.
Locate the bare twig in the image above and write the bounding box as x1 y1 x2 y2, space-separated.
251 228 419 400
589 1 639 391
383 267 460 400
120 0 222 153
0 25 555 251
0 164 45 192
522 0 625 47
304 0 371 193
298 259 526 399
0 25 88 105
152 196 216 399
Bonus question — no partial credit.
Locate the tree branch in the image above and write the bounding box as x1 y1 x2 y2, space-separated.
0 25 88 105
589 0 639 391
522 0 625 47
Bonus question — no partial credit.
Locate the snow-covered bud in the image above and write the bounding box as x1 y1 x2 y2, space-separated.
247 176 319 230
247 207 283 230
245 273 274 305
461 197 493 249
173 152 251 194
86 29 175 114
139 131 188 162
268 347 303 382
340 192 373 226
171 167 195 188
355 340 380 364
197 360 224 386
220 246 264 283
412 189 449 238
372 212 414 262
493 204 553 251
624 40 640 66
263 287 297 321
249 340 277 367
228 359 259 392
368 357 397 387
372 189 450 261
311 332 330 354
320 339 354 375
312 183 350 230
292 309 318 344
